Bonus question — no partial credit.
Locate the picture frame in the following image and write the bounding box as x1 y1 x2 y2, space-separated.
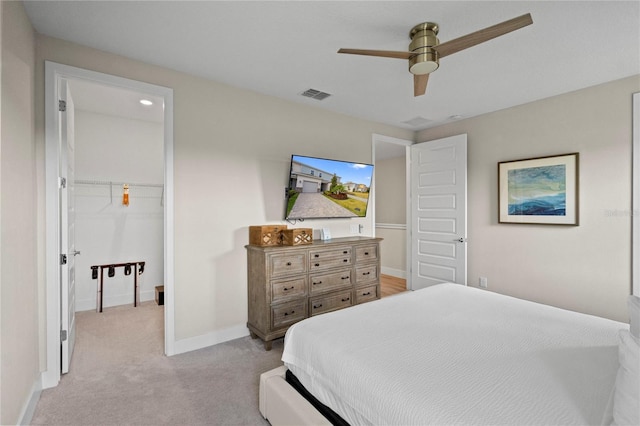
498 153 579 225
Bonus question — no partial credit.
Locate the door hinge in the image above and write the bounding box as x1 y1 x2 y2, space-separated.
60 254 67 265
61 330 67 342
59 177 66 189
58 100 67 112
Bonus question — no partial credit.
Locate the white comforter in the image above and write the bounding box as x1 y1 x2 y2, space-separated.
282 283 626 425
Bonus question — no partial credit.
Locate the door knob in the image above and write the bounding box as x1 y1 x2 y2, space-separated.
455 238 467 243
72 250 81 256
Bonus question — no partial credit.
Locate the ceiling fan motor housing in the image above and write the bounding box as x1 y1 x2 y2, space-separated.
409 22 439 75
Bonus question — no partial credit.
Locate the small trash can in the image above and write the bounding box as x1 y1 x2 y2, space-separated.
155 285 165 305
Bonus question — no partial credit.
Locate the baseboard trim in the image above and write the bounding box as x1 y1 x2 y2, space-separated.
18 374 42 425
171 324 250 356
381 267 406 279
76 290 155 312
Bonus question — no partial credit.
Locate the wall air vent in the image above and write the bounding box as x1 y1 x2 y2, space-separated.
300 88 332 101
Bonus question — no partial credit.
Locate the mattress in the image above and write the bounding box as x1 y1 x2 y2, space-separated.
282 283 627 425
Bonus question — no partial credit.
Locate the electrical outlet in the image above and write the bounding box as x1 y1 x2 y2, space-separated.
479 277 488 289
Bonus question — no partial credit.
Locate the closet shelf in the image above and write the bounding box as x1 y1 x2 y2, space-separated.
75 180 164 205
75 179 163 188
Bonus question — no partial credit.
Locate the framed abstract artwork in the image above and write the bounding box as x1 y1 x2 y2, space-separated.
498 153 579 225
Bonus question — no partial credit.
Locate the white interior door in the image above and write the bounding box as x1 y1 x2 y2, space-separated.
60 80 77 374
410 134 467 290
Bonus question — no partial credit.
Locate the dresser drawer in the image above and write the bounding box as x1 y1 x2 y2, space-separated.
355 244 378 262
271 277 307 302
309 246 352 271
354 284 378 304
310 290 352 316
269 253 306 277
309 269 352 295
310 246 352 260
309 254 351 271
355 264 378 284
272 300 307 329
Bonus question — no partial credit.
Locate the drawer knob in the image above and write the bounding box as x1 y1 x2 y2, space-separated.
343 251 348 254
343 259 348 263
284 310 295 316
363 271 370 276
342 297 350 302
283 286 293 291
314 254 320 258
342 276 349 280
286 262 292 266
364 252 369 255
313 304 323 309
314 263 320 267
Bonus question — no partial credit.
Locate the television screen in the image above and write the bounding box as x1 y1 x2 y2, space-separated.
285 154 374 220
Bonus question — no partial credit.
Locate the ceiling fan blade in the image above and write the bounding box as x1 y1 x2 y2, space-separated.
338 48 414 60
414 74 429 97
433 13 532 58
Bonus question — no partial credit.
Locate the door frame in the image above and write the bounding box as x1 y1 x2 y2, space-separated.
371 133 412 284
43 61 176 388
633 92 639 296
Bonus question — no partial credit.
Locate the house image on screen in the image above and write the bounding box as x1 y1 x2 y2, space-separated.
289 159 341 193
344 182 369 193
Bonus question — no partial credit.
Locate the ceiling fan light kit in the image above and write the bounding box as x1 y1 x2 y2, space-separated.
338 13 533 97
408 22 439 75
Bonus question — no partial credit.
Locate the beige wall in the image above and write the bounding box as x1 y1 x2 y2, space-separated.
1 1 38 424
417 75 640 322
34 36 414 343
375 156 406 224
375 155 407 277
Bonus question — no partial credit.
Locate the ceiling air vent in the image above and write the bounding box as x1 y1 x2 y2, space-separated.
300 88 331 101
402 116 433 127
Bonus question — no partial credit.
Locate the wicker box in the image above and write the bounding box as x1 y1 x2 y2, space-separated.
281 228 313 246
249 225 287 246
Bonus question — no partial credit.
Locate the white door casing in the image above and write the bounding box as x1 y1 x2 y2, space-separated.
59 80 77 374
44 61 175 388
410 134 467 290
633 92 639 296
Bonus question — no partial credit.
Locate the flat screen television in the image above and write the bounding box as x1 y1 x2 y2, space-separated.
285 154 374 220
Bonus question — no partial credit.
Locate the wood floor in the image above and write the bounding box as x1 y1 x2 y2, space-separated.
380 274 407 297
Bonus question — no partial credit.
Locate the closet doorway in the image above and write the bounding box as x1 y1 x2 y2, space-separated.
44 62 175 388
372 134 411 288
69 79 165 314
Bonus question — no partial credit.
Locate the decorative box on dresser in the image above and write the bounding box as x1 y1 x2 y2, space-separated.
246 236 382 350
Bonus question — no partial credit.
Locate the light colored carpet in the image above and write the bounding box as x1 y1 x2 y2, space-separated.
31 302 284 425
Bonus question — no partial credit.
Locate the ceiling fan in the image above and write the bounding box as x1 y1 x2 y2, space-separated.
338 13 533 97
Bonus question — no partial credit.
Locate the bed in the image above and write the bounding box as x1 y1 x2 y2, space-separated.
259 283 640 425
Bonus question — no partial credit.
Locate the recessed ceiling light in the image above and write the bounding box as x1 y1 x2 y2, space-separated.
140 99 153 106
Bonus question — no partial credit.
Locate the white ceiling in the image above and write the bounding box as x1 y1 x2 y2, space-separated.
24 1 640 134
67 78 165 123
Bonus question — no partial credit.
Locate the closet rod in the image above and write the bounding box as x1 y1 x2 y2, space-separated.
75 180 164 206
75 179 163 188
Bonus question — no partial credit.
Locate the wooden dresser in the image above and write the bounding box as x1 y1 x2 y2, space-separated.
246 236 382 350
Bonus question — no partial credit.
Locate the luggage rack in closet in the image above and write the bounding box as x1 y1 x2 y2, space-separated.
91 261 146 313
